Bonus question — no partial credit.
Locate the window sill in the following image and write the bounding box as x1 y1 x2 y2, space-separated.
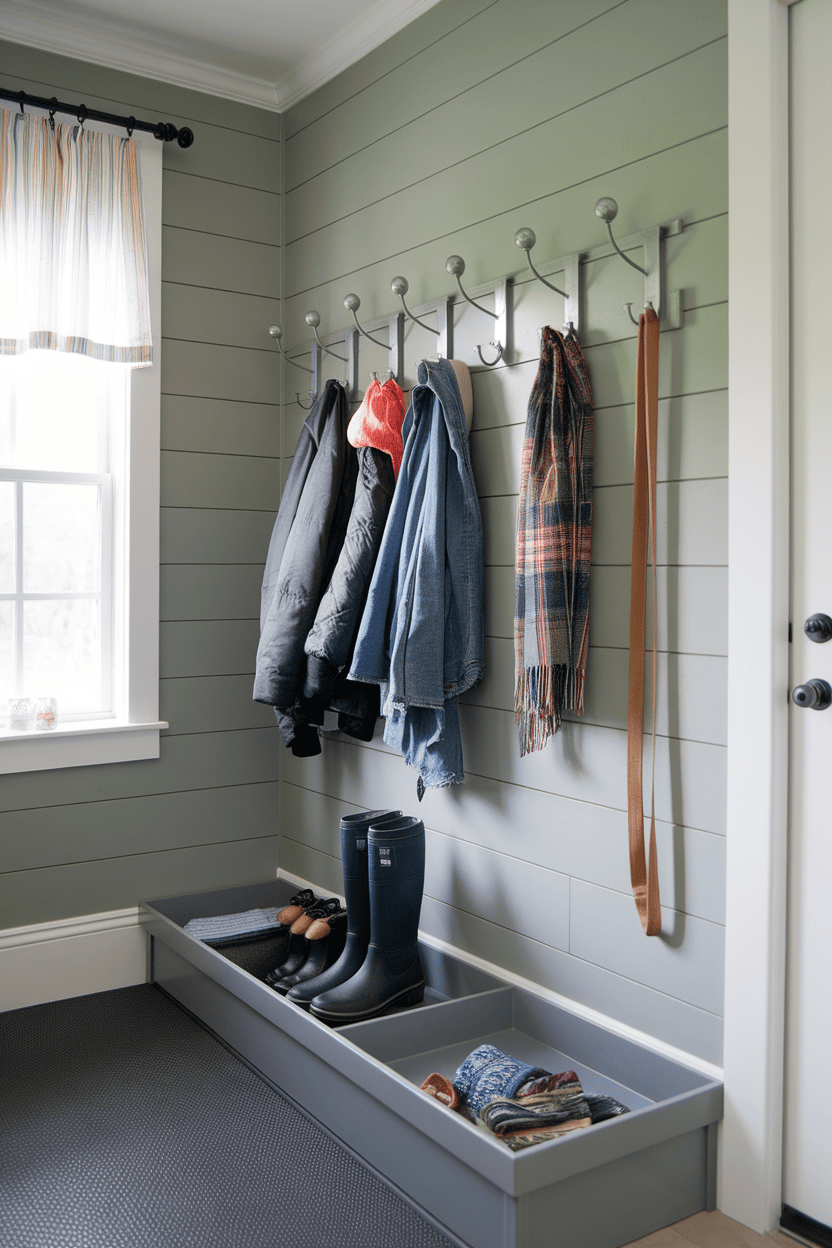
0 719 169 774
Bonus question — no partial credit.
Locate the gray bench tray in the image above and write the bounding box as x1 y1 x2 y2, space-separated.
140 880 722 1248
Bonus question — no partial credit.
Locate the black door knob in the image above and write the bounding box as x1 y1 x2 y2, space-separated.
804 613 832 643
792 678 832 710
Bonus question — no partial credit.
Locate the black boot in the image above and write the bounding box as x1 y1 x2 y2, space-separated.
286 809 401 1010
276 907 348 996
264 894 331 985
309 815 425 1025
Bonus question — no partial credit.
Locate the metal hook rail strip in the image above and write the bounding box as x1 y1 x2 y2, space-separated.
269 198 684 405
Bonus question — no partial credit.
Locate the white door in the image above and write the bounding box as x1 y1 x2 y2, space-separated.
784 0 832 1231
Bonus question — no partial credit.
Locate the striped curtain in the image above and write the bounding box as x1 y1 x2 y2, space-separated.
0 108 152 366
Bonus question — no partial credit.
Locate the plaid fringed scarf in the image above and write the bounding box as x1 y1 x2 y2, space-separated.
515 327 594 756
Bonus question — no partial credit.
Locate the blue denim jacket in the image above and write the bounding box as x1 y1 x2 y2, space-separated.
349 358 484 790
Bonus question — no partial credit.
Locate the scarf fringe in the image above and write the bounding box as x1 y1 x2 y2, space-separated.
514 664 586 757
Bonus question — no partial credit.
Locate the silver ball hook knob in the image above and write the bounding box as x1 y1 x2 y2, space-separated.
445 254 465 277
305 310 321 329
514 227 536 252
594 197 619 224
268 324 283 340
343 293 360 312
391 276 408 296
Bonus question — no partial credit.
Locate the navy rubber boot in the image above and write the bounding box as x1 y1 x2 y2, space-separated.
308 815 425 1024
286 809 400 1009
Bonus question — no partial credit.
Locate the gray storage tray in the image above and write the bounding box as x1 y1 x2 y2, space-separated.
140 881 722 1248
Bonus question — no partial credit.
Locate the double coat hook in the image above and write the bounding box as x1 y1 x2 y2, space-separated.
269 324 317 410
344 294 387 348
445 256 505 366
514 228 579 333
593 197 683 328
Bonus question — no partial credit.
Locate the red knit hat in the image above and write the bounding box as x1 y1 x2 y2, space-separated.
347 377 406 477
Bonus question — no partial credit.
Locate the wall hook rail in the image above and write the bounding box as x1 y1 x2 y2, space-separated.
305 311 347 361
343 294 388 348
272 205 683 385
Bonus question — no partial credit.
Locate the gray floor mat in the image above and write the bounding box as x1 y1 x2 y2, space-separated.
0 983 457 1248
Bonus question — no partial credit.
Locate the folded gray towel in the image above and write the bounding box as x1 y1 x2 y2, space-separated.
183 908 282 944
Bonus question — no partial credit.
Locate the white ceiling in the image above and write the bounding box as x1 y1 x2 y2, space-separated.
0 0 443 112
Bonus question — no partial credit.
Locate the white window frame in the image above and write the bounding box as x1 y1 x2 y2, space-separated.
0 113 166 774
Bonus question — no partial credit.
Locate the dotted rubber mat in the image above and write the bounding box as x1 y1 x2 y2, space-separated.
0 984 458 1248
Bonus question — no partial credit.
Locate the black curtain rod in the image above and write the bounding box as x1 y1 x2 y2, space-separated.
0 85 194 147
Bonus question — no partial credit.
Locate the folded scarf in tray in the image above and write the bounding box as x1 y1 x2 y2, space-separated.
448 1043 628 1151
183 908 283 946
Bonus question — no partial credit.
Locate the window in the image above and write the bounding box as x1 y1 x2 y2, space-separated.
0 110 164 773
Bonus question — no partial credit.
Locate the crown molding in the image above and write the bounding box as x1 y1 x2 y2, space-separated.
0 0 281 111
1 0 443 113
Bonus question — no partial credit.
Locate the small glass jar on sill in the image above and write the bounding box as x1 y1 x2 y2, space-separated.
34 698 58 731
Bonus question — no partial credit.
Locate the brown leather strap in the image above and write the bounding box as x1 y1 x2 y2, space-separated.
627 309 661 936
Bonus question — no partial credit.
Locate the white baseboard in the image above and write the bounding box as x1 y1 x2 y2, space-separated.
0 908 147 1012
277 866 724 1084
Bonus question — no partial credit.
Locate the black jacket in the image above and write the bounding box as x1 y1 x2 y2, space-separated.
253 380 357 755
303 444 396 740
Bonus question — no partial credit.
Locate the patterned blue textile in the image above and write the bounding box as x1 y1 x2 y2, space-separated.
452 1045 546 1116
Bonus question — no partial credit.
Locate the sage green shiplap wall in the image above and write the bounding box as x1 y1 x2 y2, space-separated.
0 40 283 927
280 0 729 1064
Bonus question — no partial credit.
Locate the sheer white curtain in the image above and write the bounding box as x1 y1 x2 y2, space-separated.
0 108 152 365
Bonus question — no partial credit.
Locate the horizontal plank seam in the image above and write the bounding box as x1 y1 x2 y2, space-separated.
284 0 503 142
161 336 278 356
472 386 730 432
159 671 256 680
160 617 259 623
281 777 727 842
159 561 266 567
282 748 727 837
160 505 276 514
281 821 724 926
481 562 728 570
475 476 728 499
285 0 635 192
162 392 278 408
162 280 279 299
282 126 728 299
427 894 726 1017
285 35 727 246
280 837 726 1007
0 833 280 877
0 775 280 815
162 224 280 248
476 477 727 499
165 168 282 194
161 447 280 462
